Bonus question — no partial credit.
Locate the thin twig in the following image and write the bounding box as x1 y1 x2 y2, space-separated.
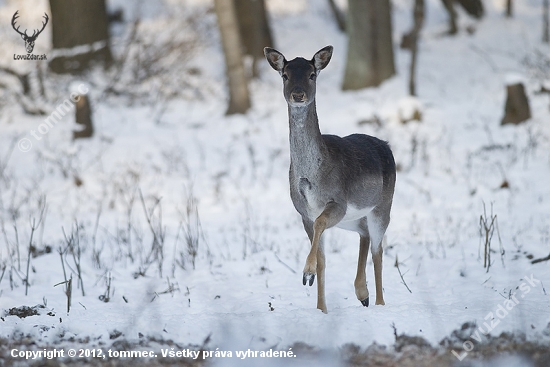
0 265 6 286
532 253 550 264
481 276 491 285
62 225 85 296
66 276 72 313
139 189 165 276
14 225 20 271
58 247 68 287
0 138 16 180
394 255 412 293
53 277 72 314
24 199 46 296
25 219 36 296
92 202 102 247
479 202 504 272
274 253 296 274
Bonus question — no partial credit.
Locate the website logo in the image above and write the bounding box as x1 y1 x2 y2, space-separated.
12 11 48 60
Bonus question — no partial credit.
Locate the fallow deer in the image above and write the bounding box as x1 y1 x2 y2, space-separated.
264 46 396 313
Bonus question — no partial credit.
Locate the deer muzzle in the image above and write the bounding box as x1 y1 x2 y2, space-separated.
290 90 307 104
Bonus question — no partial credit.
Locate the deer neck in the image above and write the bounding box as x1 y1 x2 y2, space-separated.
288 102 326 175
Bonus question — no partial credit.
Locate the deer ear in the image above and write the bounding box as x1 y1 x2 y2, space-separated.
20 34 25 40
264 47 286 73
312 46 333 71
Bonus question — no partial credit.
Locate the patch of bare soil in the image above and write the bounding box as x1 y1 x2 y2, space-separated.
1 323 549 367
343 323 550 367
4 305 54 319
342 336 550 367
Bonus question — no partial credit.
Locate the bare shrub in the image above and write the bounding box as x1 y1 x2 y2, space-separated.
175 189 206 271
103 4 206 102
479 202 504 272
138 190 166 278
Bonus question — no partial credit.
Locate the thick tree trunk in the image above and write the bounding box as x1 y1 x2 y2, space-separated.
214 0 251 115
377 0 395 81
342 0 395 90
506 0 513 17
544 0 549 43
343 0 375 90
234 0 274 77
327 0 346 32
49 0 112 74
408 0 425 96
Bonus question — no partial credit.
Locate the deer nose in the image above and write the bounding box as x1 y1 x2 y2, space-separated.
291 90 306 102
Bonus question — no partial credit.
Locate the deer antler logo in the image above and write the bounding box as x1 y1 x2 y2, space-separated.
12 11 49 54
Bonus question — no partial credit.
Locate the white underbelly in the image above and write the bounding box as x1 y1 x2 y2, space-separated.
336 205 374 232
304 201 375 225
342 204 375 222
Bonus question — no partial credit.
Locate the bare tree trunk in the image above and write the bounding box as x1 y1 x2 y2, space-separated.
343 0 373 90
544 0 549 43
342 0 395 90
214 0 251 115
377 0 395 82
49 0 112 74
506 0 513 17
234 0 273 77
409 0 425 96
327 0 346 32
441 0 458 34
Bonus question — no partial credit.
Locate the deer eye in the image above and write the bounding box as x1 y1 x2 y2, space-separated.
309 73 316 80
282 74 288 81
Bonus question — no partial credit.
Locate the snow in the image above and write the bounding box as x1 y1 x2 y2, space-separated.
504 72 527 85
1 0 550 364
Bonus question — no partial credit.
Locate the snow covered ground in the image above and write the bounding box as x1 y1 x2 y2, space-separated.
1 0 550 365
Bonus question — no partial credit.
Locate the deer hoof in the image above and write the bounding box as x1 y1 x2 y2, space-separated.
361 298 369 307
303 272 315 286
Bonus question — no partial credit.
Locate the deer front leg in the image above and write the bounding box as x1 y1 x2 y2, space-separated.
303 201 345 313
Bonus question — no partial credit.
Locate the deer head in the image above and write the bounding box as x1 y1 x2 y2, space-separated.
12 11 49 54
264 46 333 108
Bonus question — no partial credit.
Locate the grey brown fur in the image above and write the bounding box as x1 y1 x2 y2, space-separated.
264 46 396 313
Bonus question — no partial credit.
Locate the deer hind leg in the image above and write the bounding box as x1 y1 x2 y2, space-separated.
372 243 385 305
367 209 390 306
315 239 327 313
302 201 345 313
355 234 370 307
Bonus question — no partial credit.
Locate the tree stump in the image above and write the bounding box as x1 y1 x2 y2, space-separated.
73 95 94 139
501 83 531 125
